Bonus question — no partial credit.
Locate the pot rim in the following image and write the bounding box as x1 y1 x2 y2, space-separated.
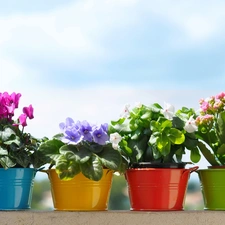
129 162 192 169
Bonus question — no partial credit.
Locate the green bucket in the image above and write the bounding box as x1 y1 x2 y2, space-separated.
198 168 225 210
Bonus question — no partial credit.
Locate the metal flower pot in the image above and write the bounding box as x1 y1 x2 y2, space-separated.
0 168 36 210
45 169 113 211
125 166 198 211
198 168 225 210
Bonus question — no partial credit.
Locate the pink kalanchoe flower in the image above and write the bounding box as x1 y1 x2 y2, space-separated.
19 114 27 127
200 100 210 113
195 114 214 126
215 92 225 99
23 104 34 119
213 99 223 110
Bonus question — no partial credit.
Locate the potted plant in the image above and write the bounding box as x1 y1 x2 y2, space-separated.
0 91 44 210
194 91 225 210
109 102 199 211
37 117 124 211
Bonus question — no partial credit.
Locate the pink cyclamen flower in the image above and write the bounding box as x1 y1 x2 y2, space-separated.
19 114 27 127
2 92 15 115
23 104 34 119
10 92 22 108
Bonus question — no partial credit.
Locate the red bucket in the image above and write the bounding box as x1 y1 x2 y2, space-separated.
125 166 198 211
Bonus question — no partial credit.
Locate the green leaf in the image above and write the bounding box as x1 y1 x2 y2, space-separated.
175 147 185 162
111 118 126 126
120 139 132 156
160 119 172 129
52 133 64 139
0 127 16 142
86 143 104 154
135 135 149 160
98 146 122 170
217 144 225 156
155 134 169 151
0 146 8 155
172 116 184 130
130 118 139 130
13 151 31 168
80 155 103 181
152 145 162 159
38 139 64 161
184 133 198 149
142 145 154 162
197 141 219 166
150 133 171 157
217 111 225 142
190 147 201 163
168 128 185 145
140 111 151 119
3 137 20 146
131 129 141 140
59 144 91 163
0 156 16 169
55 155 81 180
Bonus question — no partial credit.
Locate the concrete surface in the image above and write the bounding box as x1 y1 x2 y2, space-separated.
0 210 224 225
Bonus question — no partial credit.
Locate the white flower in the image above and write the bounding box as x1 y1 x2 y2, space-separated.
110 132 122 150
161 102 175 120
120 104 130 118
184 116 198 133
135 102 142 108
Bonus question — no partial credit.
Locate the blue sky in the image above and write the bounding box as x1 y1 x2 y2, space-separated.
1 0 225 179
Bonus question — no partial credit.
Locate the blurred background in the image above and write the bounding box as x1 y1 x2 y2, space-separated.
1 0 225 210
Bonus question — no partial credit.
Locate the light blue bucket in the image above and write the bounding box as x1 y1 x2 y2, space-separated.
0 168 36 210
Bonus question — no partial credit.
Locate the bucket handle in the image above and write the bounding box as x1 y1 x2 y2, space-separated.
187 166 199 173
181 166 199 178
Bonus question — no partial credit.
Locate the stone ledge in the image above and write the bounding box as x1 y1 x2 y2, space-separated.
0 210 224 225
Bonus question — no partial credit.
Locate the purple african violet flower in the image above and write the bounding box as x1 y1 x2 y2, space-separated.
59 117 75 131
92 125 109 145
61 128 83 145
59 117 110 145
78 120 93 142
101 123 108 132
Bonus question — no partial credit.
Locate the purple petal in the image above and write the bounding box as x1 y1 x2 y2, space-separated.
92 126 109 145
63 129 83 144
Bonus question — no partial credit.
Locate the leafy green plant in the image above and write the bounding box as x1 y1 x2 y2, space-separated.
0 91 45 169
109 102 199 168
38 118 124 181
195 92 225 166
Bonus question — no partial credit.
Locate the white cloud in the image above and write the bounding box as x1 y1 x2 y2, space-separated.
144 0 225 43
0 58 24 88
0 0 225 78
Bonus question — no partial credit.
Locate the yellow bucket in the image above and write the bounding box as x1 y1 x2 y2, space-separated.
46 169 113 211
